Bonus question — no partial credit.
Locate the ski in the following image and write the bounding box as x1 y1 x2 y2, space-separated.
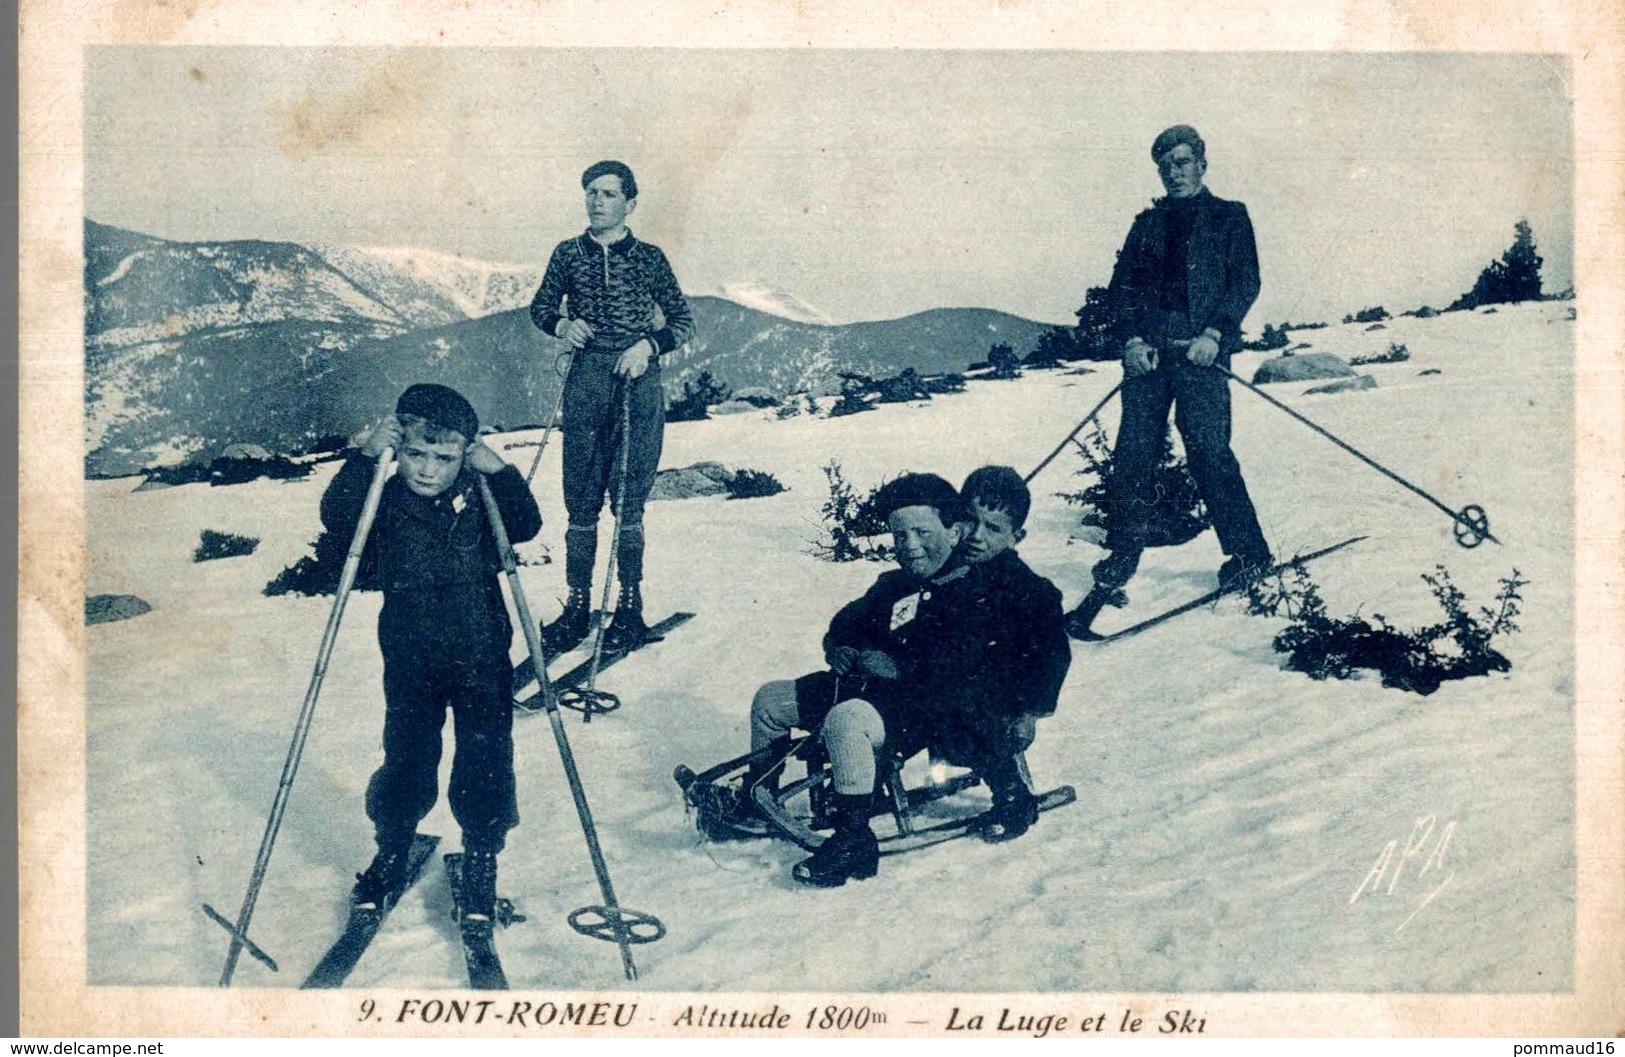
515 612 696 714
301 832 440 989
443 852 520 990
1068 536 1368 644
509 610 604 698
753 780 1076 853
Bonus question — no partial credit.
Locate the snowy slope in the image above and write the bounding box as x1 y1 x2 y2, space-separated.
85 301 1574 992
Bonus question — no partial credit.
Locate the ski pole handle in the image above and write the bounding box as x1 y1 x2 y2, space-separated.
219 446 392 987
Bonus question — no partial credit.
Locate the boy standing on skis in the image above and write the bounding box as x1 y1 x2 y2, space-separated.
1076 124 1271 633
529 160 695 655
320 383 541 931
957 465 1072 839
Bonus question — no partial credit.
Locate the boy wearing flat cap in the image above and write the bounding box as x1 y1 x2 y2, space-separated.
320 383 542 931
694 473 1067 888
1076 124 1272 630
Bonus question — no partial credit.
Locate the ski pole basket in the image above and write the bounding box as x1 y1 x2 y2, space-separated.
1451 503 1493 549
567 905 667 946
477 475 664 981
1216 364 1499 548
557 686 622 719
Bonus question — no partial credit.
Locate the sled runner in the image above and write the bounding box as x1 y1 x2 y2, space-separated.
676 736 1075 855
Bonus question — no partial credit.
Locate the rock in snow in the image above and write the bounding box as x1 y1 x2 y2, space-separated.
1251 352 1355 384
86 594 152 625
1304 374 1378 396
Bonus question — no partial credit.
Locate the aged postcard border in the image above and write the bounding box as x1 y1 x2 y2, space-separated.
18 0 1625 1038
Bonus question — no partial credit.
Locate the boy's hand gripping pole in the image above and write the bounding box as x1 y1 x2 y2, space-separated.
1024 382 1123 485
209 447 394 987
477 475 665 982
1211 363 1498 547
559 387 633 722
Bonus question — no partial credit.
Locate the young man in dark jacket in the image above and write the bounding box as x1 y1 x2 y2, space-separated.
529 160 695 654
957 465 1072 840
1079 124 1271 625
321 384 542 931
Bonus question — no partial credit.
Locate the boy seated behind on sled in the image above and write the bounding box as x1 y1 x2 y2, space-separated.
703 472 1070 888
320 384 541 930
955 464 1073 829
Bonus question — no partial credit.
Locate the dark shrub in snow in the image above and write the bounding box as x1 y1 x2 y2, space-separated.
194 529 260 562
667 371 732 422
1059 423 1209 549
813 460 893 563
1350 343 1411 366
1247 564 1526 695
726 469 787 499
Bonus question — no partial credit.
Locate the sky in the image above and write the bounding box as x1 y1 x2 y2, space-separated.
85 48 1574 326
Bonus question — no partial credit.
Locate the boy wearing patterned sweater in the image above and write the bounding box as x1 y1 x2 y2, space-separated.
529 160 695 653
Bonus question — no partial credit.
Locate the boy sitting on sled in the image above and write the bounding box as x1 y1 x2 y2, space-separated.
694 472 1070 887
956 464 1073 834
320 383 542 929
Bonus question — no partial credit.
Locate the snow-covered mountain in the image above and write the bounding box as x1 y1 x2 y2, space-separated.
315 245 544 322
713 280 835 325
83 222 1054 477
84 220 413 346
82 300 1577 997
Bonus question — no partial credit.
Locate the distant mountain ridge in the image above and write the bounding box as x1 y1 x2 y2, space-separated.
83 220 1051 477
314 245 545 322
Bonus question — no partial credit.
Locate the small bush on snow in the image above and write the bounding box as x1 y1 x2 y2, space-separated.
1245 563 1526 695
194 529 259 562
726 469 787 500
812 460 893 563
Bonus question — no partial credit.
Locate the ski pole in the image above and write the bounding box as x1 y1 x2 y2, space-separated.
1024 382 1123 485
575 387 635 720
1211 363 1498 547
476 474 664 982
523 351 574 486
214 446 393 986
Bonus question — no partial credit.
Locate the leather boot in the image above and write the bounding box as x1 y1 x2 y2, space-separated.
792 793 879 887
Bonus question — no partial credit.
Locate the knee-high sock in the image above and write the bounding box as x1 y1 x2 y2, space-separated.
616 523 645 590
821 698 885 795
565 523 597 593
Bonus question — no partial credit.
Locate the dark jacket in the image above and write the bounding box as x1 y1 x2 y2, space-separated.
529 229 695 357
1107 189 1261 354
320 455 542 658
822 552 1070 741
966 550 1071 720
